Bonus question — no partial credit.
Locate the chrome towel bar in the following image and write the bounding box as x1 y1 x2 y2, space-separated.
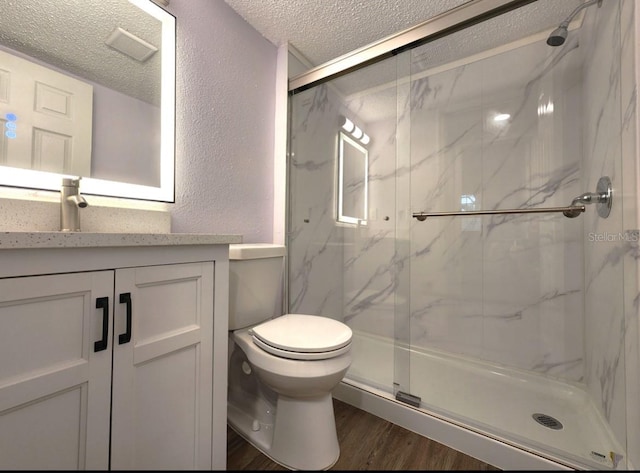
412 205 586 221
412 176 612 222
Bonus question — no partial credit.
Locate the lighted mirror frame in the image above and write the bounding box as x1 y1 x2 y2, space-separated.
0 0 176 202
337 131 368 225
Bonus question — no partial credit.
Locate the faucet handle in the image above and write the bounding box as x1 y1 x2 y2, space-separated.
62 177 81 187
60 176 87 232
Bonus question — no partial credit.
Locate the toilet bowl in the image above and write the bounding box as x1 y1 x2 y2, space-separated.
227 244 352 471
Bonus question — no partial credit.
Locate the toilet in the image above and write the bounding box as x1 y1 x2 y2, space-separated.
227 243 352 471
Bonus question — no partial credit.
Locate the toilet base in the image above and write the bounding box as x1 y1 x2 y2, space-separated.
228 392 340 471
271 393 340 470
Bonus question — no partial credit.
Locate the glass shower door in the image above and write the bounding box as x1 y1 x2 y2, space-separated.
399 0 629 468
287 54 406 399
392 50 413 406
287 0 634 468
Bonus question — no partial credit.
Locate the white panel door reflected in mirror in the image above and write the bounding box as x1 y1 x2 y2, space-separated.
0 49 93 177
338 132 368 225
0 0 175 202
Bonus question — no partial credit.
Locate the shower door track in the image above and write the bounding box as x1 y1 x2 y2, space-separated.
288 0 536 93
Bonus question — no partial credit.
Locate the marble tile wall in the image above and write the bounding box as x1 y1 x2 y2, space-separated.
290 25 587 379
288 84 346 322
620 0 639 466
404 34 585 380
580 0 637 464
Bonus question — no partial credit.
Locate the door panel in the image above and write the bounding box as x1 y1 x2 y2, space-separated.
111 262 213 470
0 386 84 469
0 271 113 470
0 49 93 175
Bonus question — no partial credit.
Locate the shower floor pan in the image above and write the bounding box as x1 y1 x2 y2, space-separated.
336 331 625 470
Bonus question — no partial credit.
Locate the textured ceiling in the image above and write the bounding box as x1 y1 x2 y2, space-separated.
223 0 587 123
0 0 163 105
223 0 585 72
223 0 469 67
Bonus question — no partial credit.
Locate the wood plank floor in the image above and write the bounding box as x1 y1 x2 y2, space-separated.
227 398 501 470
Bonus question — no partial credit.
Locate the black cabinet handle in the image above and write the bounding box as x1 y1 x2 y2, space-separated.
118 292 132 345
94 297 109 352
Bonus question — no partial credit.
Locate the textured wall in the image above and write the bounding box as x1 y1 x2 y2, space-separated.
168 0 276 241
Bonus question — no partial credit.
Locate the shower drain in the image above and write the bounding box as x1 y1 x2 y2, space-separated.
532 413 563 430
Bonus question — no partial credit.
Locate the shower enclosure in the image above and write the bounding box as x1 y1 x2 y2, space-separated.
287 0 638 469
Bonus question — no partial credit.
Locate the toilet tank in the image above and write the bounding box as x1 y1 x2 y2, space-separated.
229 243 286 330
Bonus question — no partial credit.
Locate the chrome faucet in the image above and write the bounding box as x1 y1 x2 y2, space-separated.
60 178 88 232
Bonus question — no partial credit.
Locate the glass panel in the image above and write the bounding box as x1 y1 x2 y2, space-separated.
394 50 412 402
288 55 402 396
287 0 633 469
403 0 627 469
288 84 347 328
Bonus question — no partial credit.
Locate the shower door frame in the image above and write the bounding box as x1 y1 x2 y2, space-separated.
288 0 535 94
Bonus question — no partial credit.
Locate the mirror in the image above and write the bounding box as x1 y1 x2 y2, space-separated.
338 131 368 225
0 0 175 202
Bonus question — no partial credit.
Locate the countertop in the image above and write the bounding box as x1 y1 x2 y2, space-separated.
0 231 242 249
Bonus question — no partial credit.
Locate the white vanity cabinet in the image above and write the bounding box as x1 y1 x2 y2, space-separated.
0 233 239 470
0 270 113 469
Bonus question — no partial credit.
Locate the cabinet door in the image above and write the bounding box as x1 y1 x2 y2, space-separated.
111 262 214 470
0 271 113 470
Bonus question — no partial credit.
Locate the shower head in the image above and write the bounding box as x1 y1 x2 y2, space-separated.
546 24 569 46
546 0 602 47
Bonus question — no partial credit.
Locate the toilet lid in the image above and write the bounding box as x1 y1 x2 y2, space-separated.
250 314 352 360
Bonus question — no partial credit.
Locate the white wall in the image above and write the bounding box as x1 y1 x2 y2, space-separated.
168 0 277 241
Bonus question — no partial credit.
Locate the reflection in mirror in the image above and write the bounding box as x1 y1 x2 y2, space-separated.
0 49 94 177
0 0 175 202
338 131 368 225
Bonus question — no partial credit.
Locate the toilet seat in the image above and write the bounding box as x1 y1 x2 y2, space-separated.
250 314 352 361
